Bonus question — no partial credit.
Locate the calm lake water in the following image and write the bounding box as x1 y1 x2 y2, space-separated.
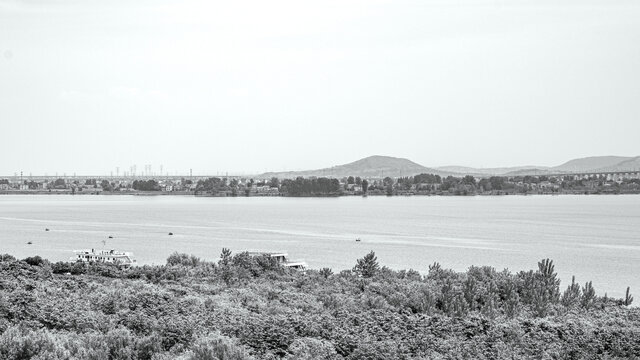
1 194 639 298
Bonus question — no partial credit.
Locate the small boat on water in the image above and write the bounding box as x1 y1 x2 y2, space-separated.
27 241 32 245
355 237 361 242
72 249 136 267
45 228 49 231
168 232 174 236
108 235 113 239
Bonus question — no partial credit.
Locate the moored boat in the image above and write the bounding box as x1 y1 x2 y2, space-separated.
72 249 136 267
246 251 307 270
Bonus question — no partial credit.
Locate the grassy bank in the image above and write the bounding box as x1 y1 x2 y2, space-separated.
0 252 638 359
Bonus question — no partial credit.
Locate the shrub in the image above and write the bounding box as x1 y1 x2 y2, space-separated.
349 340 402 360
104 328 135 359
0 254 16 262
51 261 73 274
0 326 76 360
286 337 337 360
319 268 333 279
134 334 163 360
187 333 253 360
71 261 87 275
23 256 45 267
167 252 201 267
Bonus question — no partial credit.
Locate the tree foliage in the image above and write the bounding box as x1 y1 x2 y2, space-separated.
0 254 637 359
280 177 341 197
352 251 379 278
132 180 160 191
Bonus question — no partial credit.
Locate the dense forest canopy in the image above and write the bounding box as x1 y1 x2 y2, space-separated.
132 180 161 191
0 252 638 359
280 177 341 197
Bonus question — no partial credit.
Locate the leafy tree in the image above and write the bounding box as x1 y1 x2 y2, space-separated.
561 276 581 308
503 282 521 318
414 173 441 184
101 180 113 191
196 177 227 194
219 248 232 266
462 175 476 186
489 176 505 191
538 258 560 302
385 184 394 196
581 281 596 309
133 180 160 191
440 176 459 191
477 178 491 191
353 251 379 278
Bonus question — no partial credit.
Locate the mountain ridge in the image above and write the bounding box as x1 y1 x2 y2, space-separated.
592 156 640 173
261 155 456 179
259 155 640 179
551 156 634 173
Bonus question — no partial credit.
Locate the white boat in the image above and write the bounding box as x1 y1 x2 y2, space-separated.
72 249 136 267
246 251 307 270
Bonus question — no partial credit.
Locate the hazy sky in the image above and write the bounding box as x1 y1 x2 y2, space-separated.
1 0 639 175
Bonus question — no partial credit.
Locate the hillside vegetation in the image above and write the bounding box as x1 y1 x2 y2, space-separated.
0 252 638 359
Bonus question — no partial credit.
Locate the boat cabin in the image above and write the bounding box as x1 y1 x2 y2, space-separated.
73 249 136 267
246 251 307 270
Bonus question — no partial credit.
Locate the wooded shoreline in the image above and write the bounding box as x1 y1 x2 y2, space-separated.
1 251 638 359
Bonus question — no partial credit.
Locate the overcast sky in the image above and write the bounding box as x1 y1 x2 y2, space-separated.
1 0 639 176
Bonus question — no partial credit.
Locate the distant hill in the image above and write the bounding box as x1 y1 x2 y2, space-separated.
440 156 640 176
435 165 549 176
551 156 634 173
260 155 453 179
503 168 554 176
593 156 640 173
259 155 640 180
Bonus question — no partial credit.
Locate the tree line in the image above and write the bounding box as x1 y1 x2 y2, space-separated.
0 251 637 359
